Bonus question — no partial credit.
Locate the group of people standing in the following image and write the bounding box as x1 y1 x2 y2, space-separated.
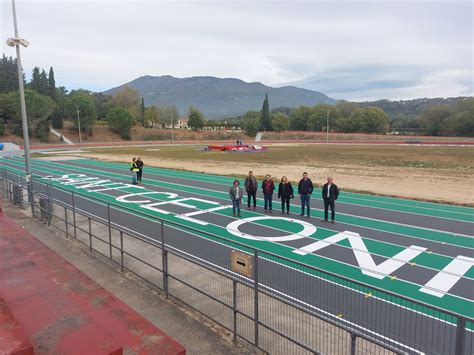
229 172 339 222
130 157 144 185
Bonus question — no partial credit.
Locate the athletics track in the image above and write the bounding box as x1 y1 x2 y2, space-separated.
1 156 473 354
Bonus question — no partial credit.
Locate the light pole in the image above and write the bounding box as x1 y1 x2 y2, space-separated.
170 111 174 143
6 0 33 211
326 108 330 144
75 105 82 144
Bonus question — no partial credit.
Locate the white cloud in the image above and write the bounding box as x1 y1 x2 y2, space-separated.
1 0 472 100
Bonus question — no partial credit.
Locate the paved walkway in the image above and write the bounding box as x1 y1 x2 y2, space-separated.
0 212 185 355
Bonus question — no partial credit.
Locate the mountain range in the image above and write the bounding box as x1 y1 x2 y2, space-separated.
104 75 335 118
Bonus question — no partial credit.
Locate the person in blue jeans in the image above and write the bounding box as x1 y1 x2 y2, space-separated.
261 174 275 213
229 179 243 217
298 172 313 218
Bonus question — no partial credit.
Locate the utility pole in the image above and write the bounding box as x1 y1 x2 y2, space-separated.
76 105 82 144
171 111 174 143
326 108 329 144
8 0 33 212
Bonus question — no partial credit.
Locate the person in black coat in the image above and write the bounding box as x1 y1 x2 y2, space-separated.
321 177 339 223
261 174 275 212
136 157 144 183
298 172 313 217
278 176 294 214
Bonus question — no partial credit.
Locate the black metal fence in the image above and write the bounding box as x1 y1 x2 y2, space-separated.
1 169 472 355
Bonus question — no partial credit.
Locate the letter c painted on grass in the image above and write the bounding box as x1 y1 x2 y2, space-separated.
226 216 316 242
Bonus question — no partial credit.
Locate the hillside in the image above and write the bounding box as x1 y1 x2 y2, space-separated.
104 75 334 118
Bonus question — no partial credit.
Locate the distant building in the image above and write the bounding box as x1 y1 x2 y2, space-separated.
164 118 189 129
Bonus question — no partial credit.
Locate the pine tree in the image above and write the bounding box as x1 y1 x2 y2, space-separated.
0 55 19 93
48 67 56 99
39 69 48 95
30 67 41 92
260 93 272 131
140 97 145 126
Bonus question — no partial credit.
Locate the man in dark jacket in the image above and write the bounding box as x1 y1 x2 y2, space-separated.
136 157 144 183
322 177 339 223
261 174 275 213
244 171 258 209
298 172 313 217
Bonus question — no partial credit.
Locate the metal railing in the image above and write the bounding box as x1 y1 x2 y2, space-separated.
1 168 472 355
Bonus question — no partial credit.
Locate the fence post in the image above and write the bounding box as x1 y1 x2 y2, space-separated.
18 175 24 209
161 220 168 299
254 249 259 347
350 333 357 355
107 203 112 259
455 317 466 355
1 170 6 198
120 231 124 272
64 206 69 238
46 179 52 226
72 192 77 239
233 279 237 342
88 217 93 252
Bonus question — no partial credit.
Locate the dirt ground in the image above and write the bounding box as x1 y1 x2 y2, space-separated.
78 151 474 206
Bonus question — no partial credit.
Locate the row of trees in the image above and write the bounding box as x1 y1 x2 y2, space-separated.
240 99 390 136
239 96 474 137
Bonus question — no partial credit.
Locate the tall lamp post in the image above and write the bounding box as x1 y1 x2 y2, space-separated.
326 108 330 144
6 0 33 211
75 105 82 144
170 111 174 143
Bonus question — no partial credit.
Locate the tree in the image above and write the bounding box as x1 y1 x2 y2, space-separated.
156 105 179 128
0 55 19 93
260 94 272 131
420 104 452 136
92 92 111 119
140 97 145 126
110 86 139 120
47 67 56 99
451 98 474 136
51 86 68 129
336 101 359 119
106 108 134 140
290 106 312 131
0 120 4 136
241 110 261 136
0 92 17 122
362 107 390 133
346 107 389 133
307 104 340 132
10 89 56 140
271 112 290 132
30 68 49 96
144 106 158 128
187 106 204 131
65 91 97 134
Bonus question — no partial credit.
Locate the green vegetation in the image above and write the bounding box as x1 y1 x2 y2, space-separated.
260 93 271 131
106 108 134 139
187 107 205 130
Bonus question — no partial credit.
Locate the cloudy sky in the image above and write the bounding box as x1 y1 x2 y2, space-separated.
1 0 472 101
